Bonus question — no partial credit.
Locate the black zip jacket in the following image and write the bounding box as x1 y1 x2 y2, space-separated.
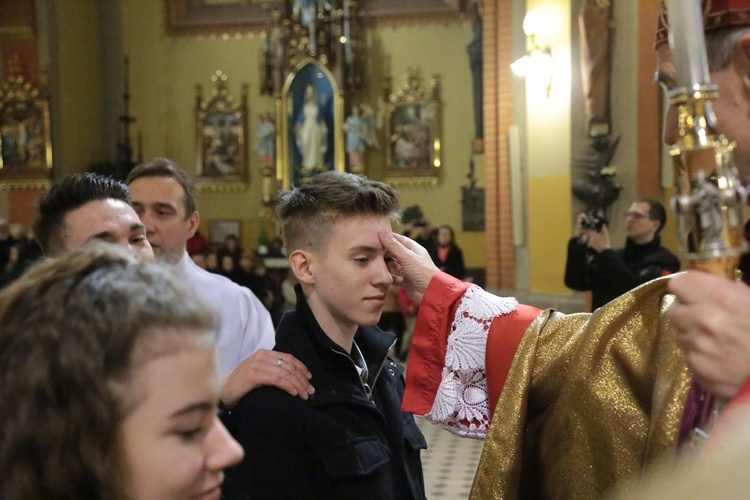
564 235 681 310
221 286 427 500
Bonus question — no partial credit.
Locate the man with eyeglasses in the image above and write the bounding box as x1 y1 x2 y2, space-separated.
564 199 681 310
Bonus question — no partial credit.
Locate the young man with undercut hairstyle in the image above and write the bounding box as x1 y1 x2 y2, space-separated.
222 171 426 499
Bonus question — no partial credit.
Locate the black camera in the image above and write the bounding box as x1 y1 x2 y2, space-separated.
581 212 607 231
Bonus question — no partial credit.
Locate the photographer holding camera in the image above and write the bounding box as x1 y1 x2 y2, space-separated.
564 199 680 311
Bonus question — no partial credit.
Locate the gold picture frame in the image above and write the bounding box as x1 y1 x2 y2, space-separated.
0 64 53 190
195 71 249 192
385 68 441 187
278 59 344 189
209 218 242 246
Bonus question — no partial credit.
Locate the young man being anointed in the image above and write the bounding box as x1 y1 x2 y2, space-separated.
221 171 426 499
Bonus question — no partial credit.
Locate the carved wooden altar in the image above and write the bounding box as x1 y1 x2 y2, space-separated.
258 0 362 195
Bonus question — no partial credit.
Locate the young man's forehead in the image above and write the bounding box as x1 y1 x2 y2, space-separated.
339 215 391 236
69 197 134 219
312 214 391 248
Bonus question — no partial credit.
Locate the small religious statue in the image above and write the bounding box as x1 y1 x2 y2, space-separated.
692 172 724 248
343 105 366 173
294 0 319 53
343 104 380 174
579 0 614 138
360 104 380 150
255 112 276 170
295 0 317 28
255 111 276 204
674 171 727 253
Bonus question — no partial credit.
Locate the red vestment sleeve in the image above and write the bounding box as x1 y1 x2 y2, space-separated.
713 376 750 432
484 304 541 418
729 377 750 408
401 271 542 421
703 377 750 447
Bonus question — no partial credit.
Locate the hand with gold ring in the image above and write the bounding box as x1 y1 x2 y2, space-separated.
220 350 315 408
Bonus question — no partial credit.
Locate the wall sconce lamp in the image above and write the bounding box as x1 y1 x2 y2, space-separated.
510 12 554 97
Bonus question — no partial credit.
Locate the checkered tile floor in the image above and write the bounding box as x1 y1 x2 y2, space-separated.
416 418 485 499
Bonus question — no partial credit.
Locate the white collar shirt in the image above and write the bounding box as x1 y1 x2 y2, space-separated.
175 251 275 378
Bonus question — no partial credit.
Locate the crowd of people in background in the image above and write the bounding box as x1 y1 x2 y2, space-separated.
0 218 43 289
189 233 284 325
403 218 466 280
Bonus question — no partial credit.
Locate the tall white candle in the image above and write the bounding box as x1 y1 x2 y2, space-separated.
665 0 710 88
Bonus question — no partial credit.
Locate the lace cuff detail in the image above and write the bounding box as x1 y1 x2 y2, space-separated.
420 285 517 439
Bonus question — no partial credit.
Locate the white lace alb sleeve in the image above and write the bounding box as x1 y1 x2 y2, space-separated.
420 285 517 439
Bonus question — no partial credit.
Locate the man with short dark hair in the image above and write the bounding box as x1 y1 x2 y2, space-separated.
565 199 680 310
34 172 153 260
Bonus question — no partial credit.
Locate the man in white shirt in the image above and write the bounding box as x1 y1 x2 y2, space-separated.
126 159 314 404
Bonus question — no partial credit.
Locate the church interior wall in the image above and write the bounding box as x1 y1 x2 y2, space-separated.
37 1 482 267
516 0 675 298
1 0 681 301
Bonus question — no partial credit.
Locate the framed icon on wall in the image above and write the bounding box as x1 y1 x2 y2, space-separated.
195 71 249 192
384 68 441 187
209 219 242 246
278 59 344 189
0 60 53 190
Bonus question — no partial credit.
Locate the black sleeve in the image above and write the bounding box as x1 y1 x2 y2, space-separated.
451 246 465 279
564 237 593 291
221 391 313 499
593 248 681 297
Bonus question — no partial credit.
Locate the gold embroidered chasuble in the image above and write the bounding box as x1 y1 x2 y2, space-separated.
471 276 692 499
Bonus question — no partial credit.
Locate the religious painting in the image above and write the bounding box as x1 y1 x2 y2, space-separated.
195 71 249 191
209 219 241 246
385 69 441 186
279 59 344 189
0 68 53 189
